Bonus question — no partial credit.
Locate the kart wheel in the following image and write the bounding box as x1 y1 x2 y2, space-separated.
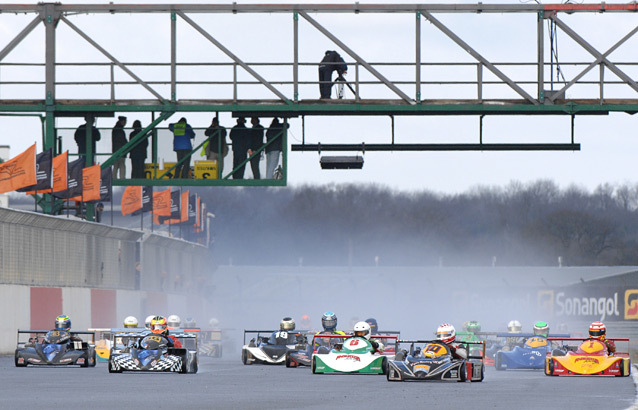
215 345 222 358
108 359 121 373
546 359 556 376
312 356 318 374
381 356 388 375
471 364 484 382
14 350 26 368
80 352 90 367
285 354 293 368
495 352 504 371
180 358 188 374
192 360 198 374
89 350 97 367
241 349 251 365
458 362 467 382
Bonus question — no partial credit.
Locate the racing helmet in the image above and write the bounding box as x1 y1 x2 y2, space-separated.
436 323 456 344
55 315 71 331
589 321 606 340
353 321 371 340
365 318 378 335
280 317 295 331
507 320 522 333
209 318 220 329
466 320 481 333
123 316 138 328
300 314 311 330
533 321 549 337
150 316 168 334
167 314 181 329
145 315 155 330
184 317 197 328
321 312 338 331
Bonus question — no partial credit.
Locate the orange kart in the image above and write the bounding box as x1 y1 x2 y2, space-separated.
545 338 630 377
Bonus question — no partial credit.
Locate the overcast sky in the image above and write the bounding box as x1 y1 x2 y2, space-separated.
0 0 637 194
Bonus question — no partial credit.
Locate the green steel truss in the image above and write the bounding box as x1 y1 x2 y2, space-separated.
0 3 637 186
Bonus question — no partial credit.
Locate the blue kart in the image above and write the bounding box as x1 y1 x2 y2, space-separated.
494 333 568 370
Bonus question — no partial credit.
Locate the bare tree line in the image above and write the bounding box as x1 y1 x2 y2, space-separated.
198 180 638 267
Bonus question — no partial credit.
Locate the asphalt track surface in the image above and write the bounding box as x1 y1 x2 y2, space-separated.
0 356 635 410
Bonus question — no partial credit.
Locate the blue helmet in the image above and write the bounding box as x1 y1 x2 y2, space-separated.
365 318 378 335
322 312 338 331
55 315 71 331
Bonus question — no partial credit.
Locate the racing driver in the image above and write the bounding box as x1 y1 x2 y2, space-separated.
314 312 346 348
50 315 83 343
588 321 616 355
123 316 138 328
436 323 467 360
353 321 383 353
149 316 182 348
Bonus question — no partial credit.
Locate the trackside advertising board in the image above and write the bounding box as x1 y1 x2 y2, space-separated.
537 288 638 322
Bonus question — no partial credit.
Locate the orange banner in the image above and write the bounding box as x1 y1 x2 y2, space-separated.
195 196 201 228
0 144 36 194
69 164 101 202
152 188 171 217
52 151 69 193
180 190 189 222
121 186 142 216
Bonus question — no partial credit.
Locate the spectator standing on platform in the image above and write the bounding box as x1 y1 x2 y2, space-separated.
265 117 289 179
129 120 148 179
318 50 347 99
230 117 250 179
204 117 228 176
74 116 101 165
248 117 264 180
168 117 196 179
111 116 127 179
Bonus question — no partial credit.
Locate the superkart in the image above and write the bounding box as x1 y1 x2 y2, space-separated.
311 334 397 374
386 340 484 382
545 337 630 377
494 332 570 370
108 331 198 374
15 329 96 368
242 329 309 365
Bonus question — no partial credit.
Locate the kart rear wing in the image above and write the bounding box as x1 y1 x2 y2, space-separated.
17 329 95 346
312 334 398 347
496 333 570 338
396 339 485 361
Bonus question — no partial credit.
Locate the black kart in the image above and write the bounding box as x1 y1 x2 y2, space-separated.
15 329 96 367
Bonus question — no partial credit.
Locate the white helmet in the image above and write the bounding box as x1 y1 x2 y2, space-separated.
209 318 220 329
145 315 155 330
353 321 371 340
167 314 181 329
507 320 522 333
123 316 138 328
436 323 456 343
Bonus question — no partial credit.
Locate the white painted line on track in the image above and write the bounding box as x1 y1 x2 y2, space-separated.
626 366 638 410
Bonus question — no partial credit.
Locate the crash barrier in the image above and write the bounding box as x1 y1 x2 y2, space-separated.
0 206 212 292
0 284 196 354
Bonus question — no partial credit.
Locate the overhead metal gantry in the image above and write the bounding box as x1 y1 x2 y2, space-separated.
1 3 638 186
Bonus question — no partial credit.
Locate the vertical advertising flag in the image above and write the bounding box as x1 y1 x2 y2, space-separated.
17 148 52 192
0 144 36 193
139 186 153 213
152 188 171 217
121 186 142 216
53 158 84 199
52 151 69 193
169 189 181 220
180 190 189 223
188 194 197 224
81 164 101 202
100 167 112 202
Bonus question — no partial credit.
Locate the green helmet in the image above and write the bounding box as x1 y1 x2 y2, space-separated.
533 321 549 337
466 321 481 333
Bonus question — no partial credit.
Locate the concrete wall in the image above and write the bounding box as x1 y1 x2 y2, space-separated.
0 284 194 354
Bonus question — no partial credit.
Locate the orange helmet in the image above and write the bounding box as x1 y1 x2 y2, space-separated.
589 321 606 340
150 316 168 334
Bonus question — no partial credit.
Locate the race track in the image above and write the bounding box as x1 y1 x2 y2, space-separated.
0 356 635 409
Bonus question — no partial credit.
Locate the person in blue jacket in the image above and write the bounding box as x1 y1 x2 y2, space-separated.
168 117 196 179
